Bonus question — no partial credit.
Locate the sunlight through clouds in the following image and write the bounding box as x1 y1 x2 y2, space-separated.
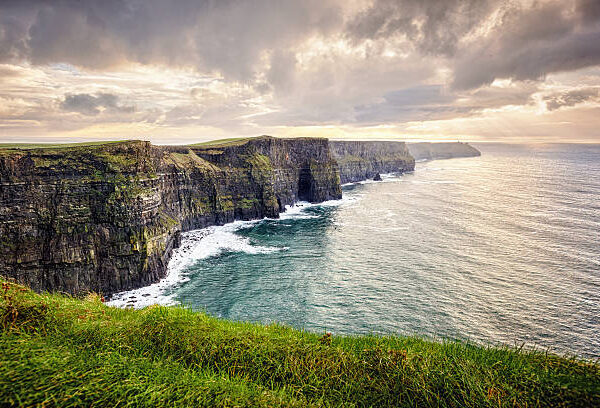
0 0 599 143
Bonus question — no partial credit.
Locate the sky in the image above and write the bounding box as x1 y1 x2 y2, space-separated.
0 0 599 144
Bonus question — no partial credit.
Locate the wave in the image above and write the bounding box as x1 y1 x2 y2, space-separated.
279 203 320 220
341 173 404 187
107 189 365 309
106 219 288 309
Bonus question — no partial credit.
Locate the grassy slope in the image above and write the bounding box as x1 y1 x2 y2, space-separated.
0 281 598 407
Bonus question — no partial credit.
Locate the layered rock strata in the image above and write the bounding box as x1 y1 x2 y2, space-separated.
0 137 342 295
330 141 415 184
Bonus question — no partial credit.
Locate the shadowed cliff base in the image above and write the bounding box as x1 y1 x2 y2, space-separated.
0 137 478 296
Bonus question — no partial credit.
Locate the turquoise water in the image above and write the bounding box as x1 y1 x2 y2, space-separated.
111 143 600 358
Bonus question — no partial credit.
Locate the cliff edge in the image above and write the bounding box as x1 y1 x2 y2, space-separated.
330 140 415 183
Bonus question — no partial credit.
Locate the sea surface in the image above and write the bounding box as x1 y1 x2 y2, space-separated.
109 143 600 359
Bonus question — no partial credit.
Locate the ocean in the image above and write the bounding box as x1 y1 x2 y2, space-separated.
108 143 600 359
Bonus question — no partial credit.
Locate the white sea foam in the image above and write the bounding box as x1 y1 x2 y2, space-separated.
279 202 319 219
342 172 405 186
279 193 360 219
106 219 287 309
107 190 361 309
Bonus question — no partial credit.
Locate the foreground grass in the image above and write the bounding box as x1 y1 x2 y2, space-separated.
0 281 598 407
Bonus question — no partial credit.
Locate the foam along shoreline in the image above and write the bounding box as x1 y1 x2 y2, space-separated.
341 172 407 187
106 220 285 309
107 198 356 309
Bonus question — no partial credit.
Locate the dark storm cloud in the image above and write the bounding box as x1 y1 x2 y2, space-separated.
453 29 600 89
1 0 599 93
61 93 134 116
451 0 600 89
0 0 342 81
544 87 600 111
346 0 600 90
345 0 496 56
577 0 600 25
0 15 29 63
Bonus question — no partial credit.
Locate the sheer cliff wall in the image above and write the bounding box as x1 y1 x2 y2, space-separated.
0 137 341 295
330 140 415 183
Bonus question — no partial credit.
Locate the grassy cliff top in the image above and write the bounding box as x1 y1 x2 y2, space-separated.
188 136 255 148
0 135 339 152
0 140 133 150
1 280 598 407
0 140 149 161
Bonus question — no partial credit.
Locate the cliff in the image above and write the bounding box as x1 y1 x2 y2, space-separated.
407 142 480 161
330 140 415 183
0 137 341 296
0 137 469 296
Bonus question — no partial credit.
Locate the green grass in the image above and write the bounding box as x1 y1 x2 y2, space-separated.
0 140 130 150
0 280 598 407
188 137 255 148
0 137 253 151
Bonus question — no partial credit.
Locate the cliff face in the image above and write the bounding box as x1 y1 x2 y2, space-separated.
330 141 415 184
407 142 480 161
0 137 341 296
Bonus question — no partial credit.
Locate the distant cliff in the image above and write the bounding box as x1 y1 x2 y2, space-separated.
330 141 415 183
407 142 480 161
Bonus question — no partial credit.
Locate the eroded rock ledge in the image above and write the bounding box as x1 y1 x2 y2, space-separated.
0 136 478 296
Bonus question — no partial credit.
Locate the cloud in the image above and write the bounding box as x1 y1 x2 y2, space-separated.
266 50 298 96
61 93 134 116
544 87 600 110
1 0 600 142
577 0 600 25
452 1 600 89
0 0 343 82
351 82 538 124
353 85 456 123
345 0 497 57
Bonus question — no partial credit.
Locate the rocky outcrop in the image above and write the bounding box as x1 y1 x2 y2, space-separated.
0 137 341 296
407 142 480 161
330 141 415 184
